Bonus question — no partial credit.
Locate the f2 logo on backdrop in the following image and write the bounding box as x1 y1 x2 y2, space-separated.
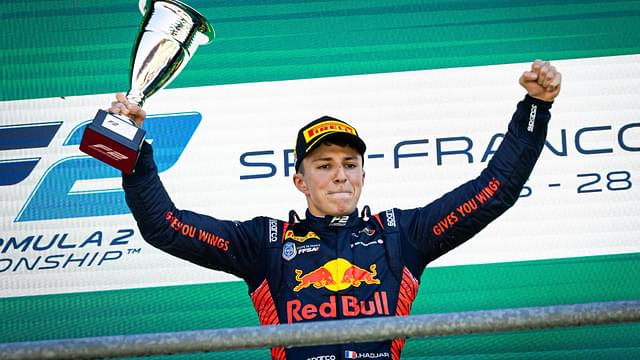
1 113 201 222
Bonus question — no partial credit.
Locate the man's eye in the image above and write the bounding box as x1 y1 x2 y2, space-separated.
318 164 330 169
345 163 357 169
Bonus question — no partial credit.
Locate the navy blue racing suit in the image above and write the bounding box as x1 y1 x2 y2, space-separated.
123 95 552 360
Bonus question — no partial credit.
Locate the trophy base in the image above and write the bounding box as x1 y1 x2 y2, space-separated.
80 109 146 174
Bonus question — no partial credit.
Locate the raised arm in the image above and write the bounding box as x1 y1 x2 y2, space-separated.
399 60 562 264
111 95 269 281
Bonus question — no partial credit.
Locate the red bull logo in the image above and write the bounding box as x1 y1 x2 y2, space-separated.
288 259 387 323
293 258 380 292
287 291 390 323
293 267 336 291
342 264 380 287
284 230 320 243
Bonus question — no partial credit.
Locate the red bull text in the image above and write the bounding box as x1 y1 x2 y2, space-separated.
287 291 390 323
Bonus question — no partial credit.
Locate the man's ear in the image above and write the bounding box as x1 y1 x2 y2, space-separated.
293 173 309 195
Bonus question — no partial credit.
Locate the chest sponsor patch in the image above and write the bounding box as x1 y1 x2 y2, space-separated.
351 227 376 237
292 258 380 292
351 239 384 248
329 216 349 227
282 242 296 261
285 229 320 243
287 291 390 323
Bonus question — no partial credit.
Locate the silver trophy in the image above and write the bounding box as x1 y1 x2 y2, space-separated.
80 0 214 174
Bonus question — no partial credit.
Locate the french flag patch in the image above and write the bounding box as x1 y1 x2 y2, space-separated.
345 350 358 359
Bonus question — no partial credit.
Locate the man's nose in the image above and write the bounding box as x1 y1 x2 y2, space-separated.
333 165 347 183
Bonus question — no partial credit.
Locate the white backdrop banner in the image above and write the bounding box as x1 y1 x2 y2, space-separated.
1 55 638 297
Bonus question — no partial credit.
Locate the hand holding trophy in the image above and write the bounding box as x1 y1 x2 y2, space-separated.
80 0 213 174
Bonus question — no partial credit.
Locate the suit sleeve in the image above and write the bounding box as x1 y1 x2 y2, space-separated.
122 142 267 280
399 95 552 264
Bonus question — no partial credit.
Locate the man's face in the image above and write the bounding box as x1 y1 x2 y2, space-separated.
293 143 365 217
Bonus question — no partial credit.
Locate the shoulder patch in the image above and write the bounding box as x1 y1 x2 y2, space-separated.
282 242 296 261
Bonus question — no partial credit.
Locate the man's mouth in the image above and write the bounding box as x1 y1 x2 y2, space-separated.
328 190 352 196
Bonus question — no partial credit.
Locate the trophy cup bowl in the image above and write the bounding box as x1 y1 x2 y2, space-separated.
80 0 213 174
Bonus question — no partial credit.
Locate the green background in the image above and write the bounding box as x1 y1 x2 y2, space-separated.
2 0 640 101
2 0 640 358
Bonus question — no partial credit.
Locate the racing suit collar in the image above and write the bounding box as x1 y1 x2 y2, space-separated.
304 209 361 228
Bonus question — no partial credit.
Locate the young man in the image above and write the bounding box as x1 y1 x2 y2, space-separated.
114 60 561 360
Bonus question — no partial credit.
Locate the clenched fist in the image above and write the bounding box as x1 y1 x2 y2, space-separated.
519 60 562 102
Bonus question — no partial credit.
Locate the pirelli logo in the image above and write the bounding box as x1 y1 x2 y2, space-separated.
303 121 357 144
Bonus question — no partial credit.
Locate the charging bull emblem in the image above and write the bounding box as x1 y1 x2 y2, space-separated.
293 258 380 292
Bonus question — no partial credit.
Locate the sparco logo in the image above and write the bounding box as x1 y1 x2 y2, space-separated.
307 355 336 360
385 209 396 227
527 104 537 132
269 219 278 243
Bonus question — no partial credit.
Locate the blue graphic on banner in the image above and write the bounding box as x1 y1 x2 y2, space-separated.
0 122 62 186
14 112 201 222
0 122 61 151
0 158 41 186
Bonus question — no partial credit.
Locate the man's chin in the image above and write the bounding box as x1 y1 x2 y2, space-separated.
330 203 357 217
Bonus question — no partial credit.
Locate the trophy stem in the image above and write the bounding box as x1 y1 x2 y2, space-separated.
126 92 144 108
